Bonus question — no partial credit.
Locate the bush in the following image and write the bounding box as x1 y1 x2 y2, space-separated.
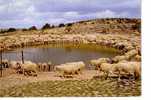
42 23 51 30
66 23 73 27
29 26 37 30
7 28 16 32
58 23 65 27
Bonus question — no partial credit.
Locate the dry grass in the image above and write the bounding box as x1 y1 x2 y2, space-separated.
0 79 141 97
0 69 141 97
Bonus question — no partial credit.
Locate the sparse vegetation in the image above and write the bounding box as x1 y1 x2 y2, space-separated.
66 23 73 27
0 28 16 33
7 28 16 32
29 26 37 30
0 79 141 97
58 23 65 27
42 23 51 30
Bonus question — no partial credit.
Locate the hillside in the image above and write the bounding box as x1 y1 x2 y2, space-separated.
0 18 141 36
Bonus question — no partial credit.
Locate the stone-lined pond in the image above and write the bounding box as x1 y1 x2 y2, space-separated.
2 44 119 67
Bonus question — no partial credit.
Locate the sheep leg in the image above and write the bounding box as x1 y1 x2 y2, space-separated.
48 65 51 71
100 71 105 78
44 66 46 72
105 72 109 80
134 71 139 80
118 71 121 81
78 69 82 74
24 71 28 76
108 71 112 79
75 70 79 75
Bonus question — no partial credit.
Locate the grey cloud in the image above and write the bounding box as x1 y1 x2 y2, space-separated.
0 0 141 28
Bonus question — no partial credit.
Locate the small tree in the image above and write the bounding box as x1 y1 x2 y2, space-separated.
29 26 37 30
7 28 16 32
42 23 51 30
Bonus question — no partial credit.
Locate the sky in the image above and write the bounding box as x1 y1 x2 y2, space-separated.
0 0 141 28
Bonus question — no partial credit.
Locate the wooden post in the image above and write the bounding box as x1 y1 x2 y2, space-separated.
21 43 24 64
21 50 24 64
0 51 2 77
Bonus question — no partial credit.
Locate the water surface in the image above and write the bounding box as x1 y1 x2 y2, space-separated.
2 44 119 67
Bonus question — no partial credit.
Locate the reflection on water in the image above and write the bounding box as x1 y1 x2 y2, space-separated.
2 44 119 66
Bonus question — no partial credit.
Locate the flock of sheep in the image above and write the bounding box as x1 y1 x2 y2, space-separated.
90 58 141 80
1 47 141 80
90 49 141 80
0 33 140 53
1 60 53 76
1 60 85 78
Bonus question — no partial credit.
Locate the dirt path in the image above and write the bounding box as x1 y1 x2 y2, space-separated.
0 70 100 90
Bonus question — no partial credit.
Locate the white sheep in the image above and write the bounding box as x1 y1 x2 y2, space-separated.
37 62 42 72
115 61 141 80
90 58 110 69
55 61 85 77
9 61 17 69
9 61 21 69
112 55 129 63
21 61 38 76
41 63 48 71
47 61 53 71
124 49 138 59
98 63 116 79
37 62 53 72
9 61 23 74
98 61 141 80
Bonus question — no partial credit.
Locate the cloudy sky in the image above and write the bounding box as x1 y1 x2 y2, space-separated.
0 0 141 28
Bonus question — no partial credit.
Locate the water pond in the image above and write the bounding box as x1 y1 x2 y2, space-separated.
2 44 119 68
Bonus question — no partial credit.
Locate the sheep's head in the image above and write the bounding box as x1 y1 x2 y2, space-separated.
16 62 22 69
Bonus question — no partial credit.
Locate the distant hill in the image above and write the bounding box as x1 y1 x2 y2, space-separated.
0 18 141 35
